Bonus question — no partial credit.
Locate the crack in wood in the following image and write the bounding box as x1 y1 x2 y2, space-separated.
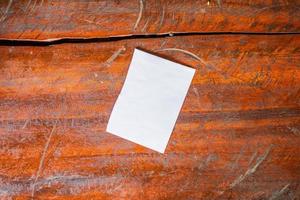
1 32 299 46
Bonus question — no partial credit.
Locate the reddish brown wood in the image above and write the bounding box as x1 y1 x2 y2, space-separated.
0 35 300 199
0 0 300 40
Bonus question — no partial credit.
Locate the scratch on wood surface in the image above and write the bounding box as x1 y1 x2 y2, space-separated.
198 154 218 172
250 5 280 16
29 0 37 14
248 149 258 166
269 184 290 200
104 47 126 67
31 122 57 199
141 16 151 32
25 0 32 12
249 5 300 17
157 47 228 78
229 146 245 171
229 145 273 188
17 30 26 39
0 0 13 22
217 0 222 8
157 48 202 62
22 119 30 129
34 25 47 39
83 19 102 27
39 0 44 7
287 126 300 136
133 0 144 30
192 86 200 98
157 6 165 31
0 174 125 196
159 40 167 48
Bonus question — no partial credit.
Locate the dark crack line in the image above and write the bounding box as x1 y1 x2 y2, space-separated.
0 31 300 46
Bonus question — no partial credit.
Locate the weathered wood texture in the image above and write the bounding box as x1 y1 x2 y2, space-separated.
1 0 300 40
0 35 300 199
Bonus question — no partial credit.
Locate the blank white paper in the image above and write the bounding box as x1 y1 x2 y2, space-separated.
106 49 195 153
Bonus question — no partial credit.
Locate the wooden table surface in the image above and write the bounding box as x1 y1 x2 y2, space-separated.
0 1 300 200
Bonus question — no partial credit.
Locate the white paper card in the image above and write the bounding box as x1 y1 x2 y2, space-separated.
106 49 195 153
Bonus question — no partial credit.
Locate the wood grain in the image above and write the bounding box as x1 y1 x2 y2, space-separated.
0 35 300 199
0 0 300 40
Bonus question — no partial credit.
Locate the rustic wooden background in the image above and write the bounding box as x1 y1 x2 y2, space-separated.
0 0 300 199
